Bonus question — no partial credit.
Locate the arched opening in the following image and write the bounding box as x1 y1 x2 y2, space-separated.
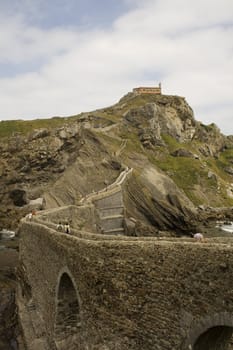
54 272 81 349
193 326 233 350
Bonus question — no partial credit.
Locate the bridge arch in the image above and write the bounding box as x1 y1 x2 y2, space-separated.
184 312 233 350
54 267 82 349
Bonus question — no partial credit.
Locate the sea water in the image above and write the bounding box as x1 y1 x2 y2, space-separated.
0 229 15 251
0 229 15 240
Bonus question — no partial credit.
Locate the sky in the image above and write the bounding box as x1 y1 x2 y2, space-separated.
0 0 233 135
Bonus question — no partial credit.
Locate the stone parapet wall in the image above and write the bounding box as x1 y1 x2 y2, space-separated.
19 220 233 350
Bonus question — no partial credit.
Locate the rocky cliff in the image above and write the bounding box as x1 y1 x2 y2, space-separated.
1 92 233 234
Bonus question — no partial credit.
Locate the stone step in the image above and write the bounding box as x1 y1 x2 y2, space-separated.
101 217 124 231
104 228 125 234
100 214 124 221
98 207 124 218
98 205 124 210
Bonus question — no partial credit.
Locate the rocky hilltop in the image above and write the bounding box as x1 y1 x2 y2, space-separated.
1 92 233 234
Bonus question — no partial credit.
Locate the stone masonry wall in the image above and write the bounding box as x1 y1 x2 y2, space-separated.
19 220 233 350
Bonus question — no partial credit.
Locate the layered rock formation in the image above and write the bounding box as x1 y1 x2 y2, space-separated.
0 92 232 233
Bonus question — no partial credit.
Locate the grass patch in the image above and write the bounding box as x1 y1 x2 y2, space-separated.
120 129 144 154
216 148 233 166
149 148 233 206
161 134 202 155
153 155 203 188
161 134 180 152
206 149 233 182
149 149 222 205
0 117 69 138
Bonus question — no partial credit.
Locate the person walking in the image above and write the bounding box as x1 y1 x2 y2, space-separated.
56 222 63 232
64 223 71 234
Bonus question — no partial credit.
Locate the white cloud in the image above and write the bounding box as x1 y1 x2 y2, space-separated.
0 15 80 64
0 0 232 135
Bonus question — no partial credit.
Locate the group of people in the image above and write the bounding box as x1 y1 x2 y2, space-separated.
26 209 204 242
56 222 71 234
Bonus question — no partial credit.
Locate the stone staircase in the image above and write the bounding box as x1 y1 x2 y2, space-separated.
80 167 132 235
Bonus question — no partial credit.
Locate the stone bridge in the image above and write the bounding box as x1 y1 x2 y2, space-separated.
18 208 233 350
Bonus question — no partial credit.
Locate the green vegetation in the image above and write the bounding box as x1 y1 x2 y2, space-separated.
120 129 144 154
216 148 233 168
120 94 158 112
161 134 180 152
151 153 218 205
205 149 233 183
151 153 202 186
90 109 122 123
0 106 122 140
161 134 200 155
0 117 68 138
147 134 233 206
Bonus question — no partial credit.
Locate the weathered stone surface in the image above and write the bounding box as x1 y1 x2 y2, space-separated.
195 123 226 156
28 197 45 210
171 148 195 158
207 171 218 182
28 128 50 141
225 166 233 175
124 217 136 236
0 256 22 350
